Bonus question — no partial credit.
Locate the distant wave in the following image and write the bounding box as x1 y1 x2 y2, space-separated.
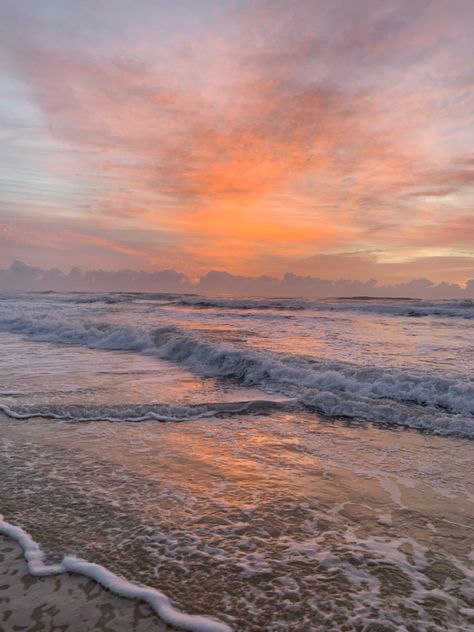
0 291 196 305
66 292 196 305
0 312 473 437
177 298 309 310
4 291 474 318
175 296 474 318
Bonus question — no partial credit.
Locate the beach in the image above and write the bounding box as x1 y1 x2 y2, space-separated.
1 408 473 631
2 0 474 628
0 292 473 631
0 535 175 631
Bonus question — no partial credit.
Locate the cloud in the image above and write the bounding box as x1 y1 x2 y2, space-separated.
1 259 473 298
0 1 473 275
0 260 191 293
197 269 474 298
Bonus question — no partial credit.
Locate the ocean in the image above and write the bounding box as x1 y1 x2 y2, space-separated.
0 291 473 631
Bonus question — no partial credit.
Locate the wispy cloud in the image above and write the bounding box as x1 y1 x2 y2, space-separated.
0 1 473 279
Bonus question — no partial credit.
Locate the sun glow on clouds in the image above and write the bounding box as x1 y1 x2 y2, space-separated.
0 0 473 281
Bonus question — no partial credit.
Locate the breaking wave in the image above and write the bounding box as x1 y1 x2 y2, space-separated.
0 313 473 437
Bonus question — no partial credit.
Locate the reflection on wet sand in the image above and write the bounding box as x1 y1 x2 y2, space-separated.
1 411 473 631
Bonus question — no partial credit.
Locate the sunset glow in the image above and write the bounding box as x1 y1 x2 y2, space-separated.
1 0 473 285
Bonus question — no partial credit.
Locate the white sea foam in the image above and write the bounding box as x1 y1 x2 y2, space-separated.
0 515 232 632
0 313 473 436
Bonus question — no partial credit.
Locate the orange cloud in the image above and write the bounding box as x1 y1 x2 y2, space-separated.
1 0 473 277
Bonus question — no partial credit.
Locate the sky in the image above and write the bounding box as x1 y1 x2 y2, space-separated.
0 0 473 291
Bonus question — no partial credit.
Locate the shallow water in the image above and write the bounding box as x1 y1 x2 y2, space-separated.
0 292 473 630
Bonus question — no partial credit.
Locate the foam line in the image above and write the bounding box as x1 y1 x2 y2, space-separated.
0 515 232 632
0 399 292 423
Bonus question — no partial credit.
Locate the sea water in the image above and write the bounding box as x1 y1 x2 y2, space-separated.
0 291 473 630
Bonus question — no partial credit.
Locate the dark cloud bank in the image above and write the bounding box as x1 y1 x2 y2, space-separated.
1 260 474 299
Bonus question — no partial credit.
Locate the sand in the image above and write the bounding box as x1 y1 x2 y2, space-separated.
0 535 175 632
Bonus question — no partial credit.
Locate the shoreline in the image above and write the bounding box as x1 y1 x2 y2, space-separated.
0 518 231 632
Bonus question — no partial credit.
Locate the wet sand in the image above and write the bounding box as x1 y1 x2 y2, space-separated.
0 535 174 632
1 411 473 631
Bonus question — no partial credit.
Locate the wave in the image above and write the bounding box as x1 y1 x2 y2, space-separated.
0 515 232 632
175 297 474 319
7 291 474 318
0 314 473 437
66 292 195 305
149 326 474 437
177 297 309 311
0 400 291 423
0 291 196 305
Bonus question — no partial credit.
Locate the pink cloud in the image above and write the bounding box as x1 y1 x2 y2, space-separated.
0 0 473 279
